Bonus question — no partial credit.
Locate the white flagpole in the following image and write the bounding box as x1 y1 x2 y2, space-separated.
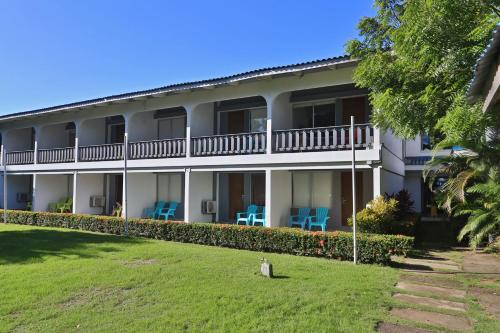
350 116 357 264
123 132 129 237
2 145 6 223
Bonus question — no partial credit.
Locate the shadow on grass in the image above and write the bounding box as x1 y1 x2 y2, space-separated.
0 228 144 265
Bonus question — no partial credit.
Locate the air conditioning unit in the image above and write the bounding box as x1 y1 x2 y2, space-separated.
16 192 29 203
89 195 106 208
201 200 217 214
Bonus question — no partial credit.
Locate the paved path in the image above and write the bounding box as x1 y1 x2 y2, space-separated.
378 249 500 333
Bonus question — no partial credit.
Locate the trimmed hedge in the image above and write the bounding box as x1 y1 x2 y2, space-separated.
0 209 413 265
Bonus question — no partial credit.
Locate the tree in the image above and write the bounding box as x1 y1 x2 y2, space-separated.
346 0 498 139
424 106 500 247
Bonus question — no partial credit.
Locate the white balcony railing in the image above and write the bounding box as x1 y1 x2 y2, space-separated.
79 143 124 162
5 150 35 165
273 124 373 152
38 147 75 164
129 138 186 159
191 132 266 156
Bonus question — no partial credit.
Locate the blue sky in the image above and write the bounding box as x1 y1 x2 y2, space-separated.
0 0 374 115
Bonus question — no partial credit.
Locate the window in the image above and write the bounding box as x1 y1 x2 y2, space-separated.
292 102 335 129
157 173 183 203
158 117 186 139
250 108 267 132
292 171 332 208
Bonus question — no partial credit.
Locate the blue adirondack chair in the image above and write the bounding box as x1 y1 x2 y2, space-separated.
307 207 330 231
236 204 257 226
158 201 178 220
288 207 311 229
252 207 266 226
144 201 167 219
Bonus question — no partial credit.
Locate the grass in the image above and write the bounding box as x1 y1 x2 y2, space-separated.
0 223 398 333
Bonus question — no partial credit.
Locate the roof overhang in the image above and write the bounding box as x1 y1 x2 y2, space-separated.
0 56 357 124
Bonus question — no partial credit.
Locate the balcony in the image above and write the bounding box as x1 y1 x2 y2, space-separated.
38 147 75 164
78 143 124 162
273 124 374 153
129 138 186 159
5 150 34 165
191 132 266 157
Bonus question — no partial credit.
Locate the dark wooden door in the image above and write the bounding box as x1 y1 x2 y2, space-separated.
115 174 123 206
227 110 245 134
251 174 266 206
342 96 366 125
228 173 244 220
341 171 363 226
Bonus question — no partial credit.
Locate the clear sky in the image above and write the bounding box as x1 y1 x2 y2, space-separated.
0 0 374 115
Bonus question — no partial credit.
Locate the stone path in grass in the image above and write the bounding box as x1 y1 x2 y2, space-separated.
378 249 500 333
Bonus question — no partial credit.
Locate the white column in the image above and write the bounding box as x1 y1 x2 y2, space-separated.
265 169 272 227
74 121 81 163
184 106 193 158
31 173 37 211
184 168 191 222
264 96 274 155
373 127 381 149
373 166 382 198
33 126 39 164
72 171 78 213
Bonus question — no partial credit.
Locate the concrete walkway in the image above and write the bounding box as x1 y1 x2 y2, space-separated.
378 249 500 332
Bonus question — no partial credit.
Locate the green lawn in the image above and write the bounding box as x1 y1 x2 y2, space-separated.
0 223 398 333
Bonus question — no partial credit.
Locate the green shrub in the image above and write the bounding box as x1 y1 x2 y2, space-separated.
348 196 398 234
0 209 413 265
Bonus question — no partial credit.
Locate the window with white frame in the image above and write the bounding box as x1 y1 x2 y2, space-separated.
292 101 335 129
157 173 183 203
292 171 332 209
158 116 186 140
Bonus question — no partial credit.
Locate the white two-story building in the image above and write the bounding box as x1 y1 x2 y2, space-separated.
0 55 440 229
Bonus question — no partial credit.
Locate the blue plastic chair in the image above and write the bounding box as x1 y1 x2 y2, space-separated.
144 201 167 219
307 207 330 231
236 204 257 226
158 202 178 220
252 207 266 226
288 207 311 229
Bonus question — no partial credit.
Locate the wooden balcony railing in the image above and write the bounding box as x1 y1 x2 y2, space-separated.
273 124 373 153
79 143 124 162
38 147 75 164
191 132 266 156
5 150 34 165
129 138 186 159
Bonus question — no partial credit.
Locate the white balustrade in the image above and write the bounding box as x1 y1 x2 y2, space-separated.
79 143 124 162
273 124 373 153
5 150 35 165
129 138 186 159
191 132 266 156
38 147 75 163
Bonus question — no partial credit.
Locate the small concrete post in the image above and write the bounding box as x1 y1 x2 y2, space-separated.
260 258 273 278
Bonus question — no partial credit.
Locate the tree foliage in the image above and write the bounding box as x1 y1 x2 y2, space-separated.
346 0 498 138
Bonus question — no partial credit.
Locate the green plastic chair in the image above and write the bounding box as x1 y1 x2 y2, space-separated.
56 197 72 213
236 204 257 226
158 202 178 220
288 207 311 229
307 208 330 231
144 201 166 219
252 207 266 226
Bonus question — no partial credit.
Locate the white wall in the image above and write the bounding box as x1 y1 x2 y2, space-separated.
75 173 105 215
79 118 105 146
271 92 292 130
33 174 71 211
128 112 156 142
5 128 32 151
127 173 156 218
381 169 405 196
187 171 213 222
6 175 31 210
38 123 70 149
404 171 423 213
269 170 292 227
191 103 214 137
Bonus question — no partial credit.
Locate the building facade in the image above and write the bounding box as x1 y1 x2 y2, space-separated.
0 56 441 229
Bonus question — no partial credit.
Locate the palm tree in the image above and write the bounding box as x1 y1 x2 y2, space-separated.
424 114 500 248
